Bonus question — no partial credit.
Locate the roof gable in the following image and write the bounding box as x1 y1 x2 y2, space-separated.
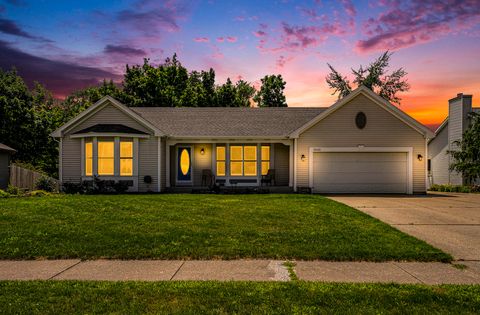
51 96 163 138
289 86 434 138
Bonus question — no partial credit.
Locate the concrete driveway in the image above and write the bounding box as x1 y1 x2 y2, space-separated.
329 192 480 261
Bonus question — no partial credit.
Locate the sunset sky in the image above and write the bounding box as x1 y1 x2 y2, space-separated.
1 0 479 129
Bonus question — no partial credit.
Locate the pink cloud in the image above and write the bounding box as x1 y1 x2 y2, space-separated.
216 37 224 42
356 0 480 52
194 37 210 43
226 36 237 43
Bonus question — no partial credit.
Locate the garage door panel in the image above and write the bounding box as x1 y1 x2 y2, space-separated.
314 161 407 173
312 172 407 184
312 152 408 194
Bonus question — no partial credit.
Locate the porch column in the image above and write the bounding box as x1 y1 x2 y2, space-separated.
289 142 293 187
166 144 170 187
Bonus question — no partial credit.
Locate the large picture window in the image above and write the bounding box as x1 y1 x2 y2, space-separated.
230 145 257 176
98 140 114 175
216 146 226 176
261 145 270 175
85 140 93 176
84 138 134 177
120 140 133 176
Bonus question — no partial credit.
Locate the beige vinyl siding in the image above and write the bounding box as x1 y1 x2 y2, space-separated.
273 143 289 186
137 137 158 192
448 101 464 185
193 144 212 186
296 94 427 193
68 103 150 135
61 137 82 183
428 125 450 185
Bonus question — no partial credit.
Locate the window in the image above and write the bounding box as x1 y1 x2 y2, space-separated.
230 145 257 176
261 146 270 175
85 140 93 176
98 141 114 175
216 146 226 176
120 140 133 176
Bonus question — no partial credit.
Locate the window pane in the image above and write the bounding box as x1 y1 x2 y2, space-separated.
230 161 242 176
244 146 257 160
216 146 225 161
230 146 243 160
98 158 114 175
262 161 270 176
216 161 225 176
86 158 93 176
98 141 114 158
261 146 270 161
85 142 93 158
120 158 133 176
120 141 133 158
244 161 257 176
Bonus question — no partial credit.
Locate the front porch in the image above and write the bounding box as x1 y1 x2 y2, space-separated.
165 140 294 190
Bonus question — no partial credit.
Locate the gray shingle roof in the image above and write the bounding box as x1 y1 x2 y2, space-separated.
0 143 15 152
73 124 148 135
130 107 327 137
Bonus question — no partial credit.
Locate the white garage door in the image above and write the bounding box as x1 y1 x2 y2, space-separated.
312 152 408 193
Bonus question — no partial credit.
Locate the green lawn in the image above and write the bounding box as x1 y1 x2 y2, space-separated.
0 194 451 261
1 281 479 314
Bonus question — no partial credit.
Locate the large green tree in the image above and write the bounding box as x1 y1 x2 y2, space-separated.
449 112 480 184
253 74 287 107
326 51 410 104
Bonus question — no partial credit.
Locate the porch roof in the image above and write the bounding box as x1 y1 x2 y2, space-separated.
130 107 326 138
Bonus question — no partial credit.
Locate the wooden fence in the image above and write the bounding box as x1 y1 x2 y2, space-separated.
9 164 59 191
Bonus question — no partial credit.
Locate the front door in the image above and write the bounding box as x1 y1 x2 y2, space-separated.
177 146 192 184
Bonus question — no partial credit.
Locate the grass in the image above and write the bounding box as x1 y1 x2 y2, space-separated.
1 281 479 314
0 194 451 261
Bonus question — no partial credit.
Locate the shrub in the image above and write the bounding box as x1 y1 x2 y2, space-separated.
113 181 130 194
0 189 11 198
6 184 21 196
26 190 51 197
62 182 84 194
36 176 57 192
429 184 479 193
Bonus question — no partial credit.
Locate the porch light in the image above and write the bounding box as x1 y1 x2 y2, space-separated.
417 154 423 161
301 154 306 162
200 148 205 155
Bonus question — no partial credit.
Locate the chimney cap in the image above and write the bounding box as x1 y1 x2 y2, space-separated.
449 93 472 102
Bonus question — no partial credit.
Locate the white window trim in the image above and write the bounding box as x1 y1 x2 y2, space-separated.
308 146 414 195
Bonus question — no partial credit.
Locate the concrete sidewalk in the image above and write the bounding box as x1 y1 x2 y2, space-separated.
1 259 480 284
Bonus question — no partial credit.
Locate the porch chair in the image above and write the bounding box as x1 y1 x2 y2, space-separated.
201 169 215 187
261 169 275 186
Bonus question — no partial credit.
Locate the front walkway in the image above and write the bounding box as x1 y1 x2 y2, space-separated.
1 259 480 284
329 192 480 260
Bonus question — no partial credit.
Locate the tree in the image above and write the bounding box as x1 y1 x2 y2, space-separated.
254 74 287 107
449 112 480 184
216 78 237 107
235 80 256 107
326 51 410 104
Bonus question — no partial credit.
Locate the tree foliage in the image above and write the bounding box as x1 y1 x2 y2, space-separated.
253 74 287 107
326 51 410 104
449 112 480 184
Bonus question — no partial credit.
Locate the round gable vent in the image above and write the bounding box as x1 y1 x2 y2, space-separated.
355 112 367 129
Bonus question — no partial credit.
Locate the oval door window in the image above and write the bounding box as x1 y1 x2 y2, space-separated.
355 112 367 129
180 149 190 176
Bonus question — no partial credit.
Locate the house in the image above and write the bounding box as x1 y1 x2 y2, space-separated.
51 86 433 194
0 143 15 189
428 93 479 185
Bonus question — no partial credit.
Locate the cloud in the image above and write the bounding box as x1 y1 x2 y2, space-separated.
216 37 224 42
194 37 209 43
0 18 52 42
104 44 146 56
356 0 480 52
276 55 294 68
226 36 237 43
0 40 120 98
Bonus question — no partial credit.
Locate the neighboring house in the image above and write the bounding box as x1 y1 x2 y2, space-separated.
428 93 479 186
0 143 15 189
51 86 433 194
